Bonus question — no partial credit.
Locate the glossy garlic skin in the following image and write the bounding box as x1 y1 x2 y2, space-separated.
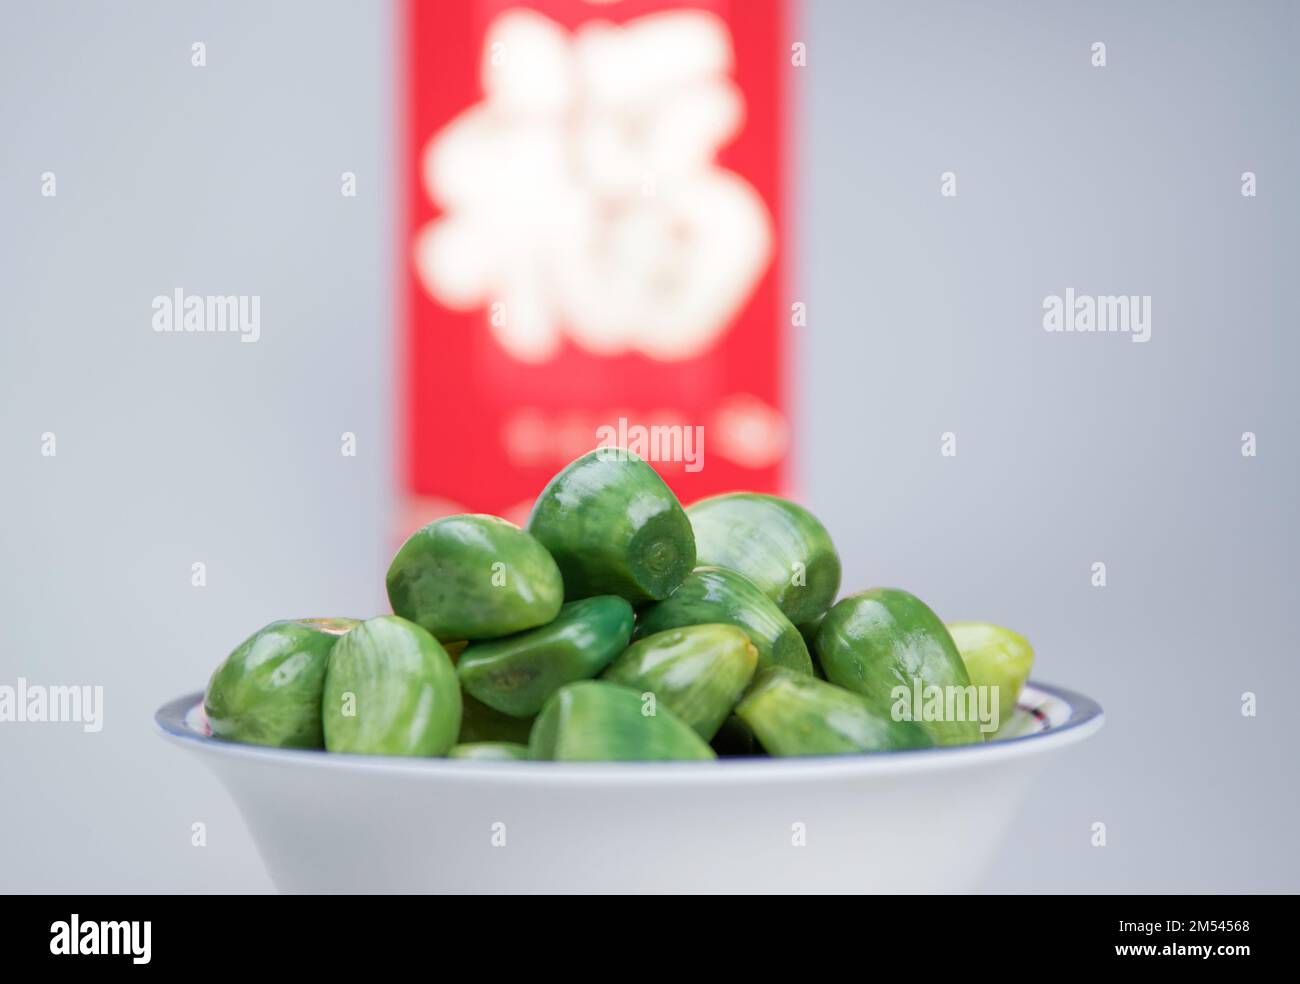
688 493 842 626
458 595 635 718
736 667 934 756
602 624 757 740
815 589 983 746
529 680 716 761
322 615 462 756
205 617 358 749
204 441 1030 762
946 621 1034 727
448 741 530 761
386 514 563 641
634 567 814 676
526 448 696 604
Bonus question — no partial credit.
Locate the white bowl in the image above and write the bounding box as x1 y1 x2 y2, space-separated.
156 681 1102 893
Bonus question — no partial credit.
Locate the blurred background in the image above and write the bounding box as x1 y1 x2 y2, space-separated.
1 0 1296 893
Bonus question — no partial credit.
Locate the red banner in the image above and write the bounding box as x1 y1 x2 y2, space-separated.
401 0 792 532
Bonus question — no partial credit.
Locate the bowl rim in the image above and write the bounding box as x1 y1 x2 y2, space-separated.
155 680 1103 785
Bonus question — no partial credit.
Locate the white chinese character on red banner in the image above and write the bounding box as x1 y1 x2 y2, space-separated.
414 9 773 363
